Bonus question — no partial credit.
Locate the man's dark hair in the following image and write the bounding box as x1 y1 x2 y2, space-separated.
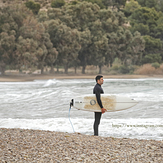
95 75 103 82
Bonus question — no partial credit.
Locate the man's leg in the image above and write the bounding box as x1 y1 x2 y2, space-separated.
94 112 102 136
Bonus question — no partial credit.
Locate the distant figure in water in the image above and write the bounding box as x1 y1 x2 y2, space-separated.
93 75 107 136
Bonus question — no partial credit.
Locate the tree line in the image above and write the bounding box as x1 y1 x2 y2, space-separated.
0 0 163 74
124 0 163 65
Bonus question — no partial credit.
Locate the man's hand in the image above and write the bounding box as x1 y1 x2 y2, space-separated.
101 108 107 114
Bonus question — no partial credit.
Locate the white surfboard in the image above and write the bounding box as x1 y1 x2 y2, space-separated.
71 94 138 112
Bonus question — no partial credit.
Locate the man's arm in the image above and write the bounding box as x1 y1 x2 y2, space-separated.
94 86 106 113
95 93 103 109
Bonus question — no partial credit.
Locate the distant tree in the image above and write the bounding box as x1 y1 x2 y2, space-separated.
143 35 162 53
123 0 141 17
131 23 150 35
134 0 163 12
78 29 92 74
154 13 163 40
102 0 127 10
63 2 100 74
62 2 144 73
156 0 163 12
25 0 41 14
0 5 33 74
51 0 65 8
44 37 58 73
47 8 74 28
142 54 162 64
36 0 146 73
107 28 145 66
130 31 145 65
105 32 118 67
112 0 127 10
116 28 134 65
152 62 160 69
126 4 163 64
126 1 163 39
130 7 159 36
145 0 157 8
96 9 126 71
47 20 80 73
97 8 145 67
0 5 57 74
136 0 157 9
139 35 162 64
69 1 79 5
0 32 16 75
37 10 48 22
88 19 108 73
81 0 105 9
17 16 58 74
14 36 38 71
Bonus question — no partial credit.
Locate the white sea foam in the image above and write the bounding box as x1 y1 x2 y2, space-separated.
0 118 162 140
43 79 58 87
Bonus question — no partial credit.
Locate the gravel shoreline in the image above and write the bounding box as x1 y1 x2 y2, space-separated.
0 128 163 162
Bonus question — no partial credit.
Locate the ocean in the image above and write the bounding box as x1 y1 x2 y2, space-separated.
0 78 163 140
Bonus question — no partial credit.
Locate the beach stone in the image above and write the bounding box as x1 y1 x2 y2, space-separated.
64 157 71 160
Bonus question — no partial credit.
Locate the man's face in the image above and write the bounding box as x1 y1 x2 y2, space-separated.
97 77 104 85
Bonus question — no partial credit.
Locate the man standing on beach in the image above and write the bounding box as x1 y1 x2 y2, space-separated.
93 75 107 136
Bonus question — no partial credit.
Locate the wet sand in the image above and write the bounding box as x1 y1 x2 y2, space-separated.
0 128 163 162
0 74 161 82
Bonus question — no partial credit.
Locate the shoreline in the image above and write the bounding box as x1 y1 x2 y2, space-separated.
0 74 163 82
0 128 163 162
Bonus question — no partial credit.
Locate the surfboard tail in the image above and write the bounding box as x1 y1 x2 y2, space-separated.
70 99 74 108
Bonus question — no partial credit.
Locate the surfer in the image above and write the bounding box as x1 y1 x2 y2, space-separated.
93 75 107 136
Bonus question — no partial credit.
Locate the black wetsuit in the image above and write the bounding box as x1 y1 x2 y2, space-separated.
93 83 104 136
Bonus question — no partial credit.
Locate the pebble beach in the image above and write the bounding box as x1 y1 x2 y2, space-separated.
0 128 163 163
